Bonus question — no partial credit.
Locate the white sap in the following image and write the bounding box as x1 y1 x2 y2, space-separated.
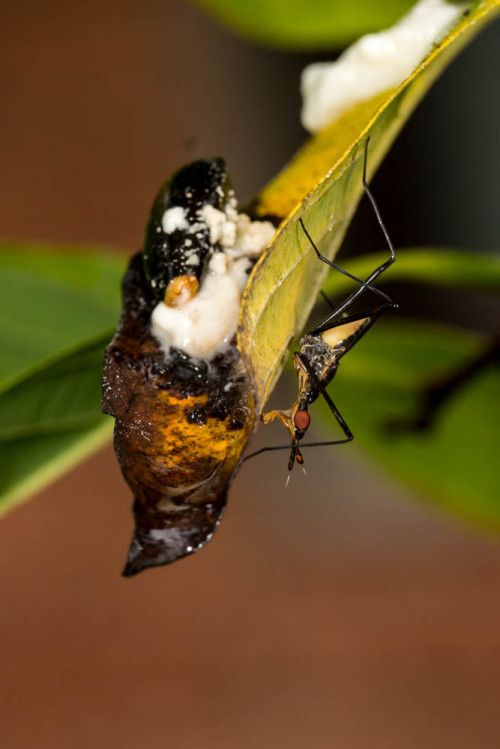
151 200 275 359
301 0 464 133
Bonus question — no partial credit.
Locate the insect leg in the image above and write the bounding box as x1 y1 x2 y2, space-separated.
310 137 397 333
296 352 353 440
312 301 396 339
299 217 390 304
243 436 352 461
244 353 353 462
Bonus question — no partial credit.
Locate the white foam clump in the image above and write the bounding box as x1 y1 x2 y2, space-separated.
301 0 464 133
161 205 189 233
151 201 275 359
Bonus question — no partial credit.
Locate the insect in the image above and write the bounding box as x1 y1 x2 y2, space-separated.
246 138 397 471
103 139 395 576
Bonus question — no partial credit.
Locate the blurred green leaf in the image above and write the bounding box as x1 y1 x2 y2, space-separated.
0 337 111 440
0 420 113 518
314 320 500 530
322 247 500 297
191 0 416 49
0 242 125 391
0 244 125 515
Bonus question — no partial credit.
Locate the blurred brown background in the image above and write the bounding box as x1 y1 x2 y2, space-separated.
1 1 500 747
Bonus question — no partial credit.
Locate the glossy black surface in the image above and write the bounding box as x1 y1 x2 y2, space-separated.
143 157 232 301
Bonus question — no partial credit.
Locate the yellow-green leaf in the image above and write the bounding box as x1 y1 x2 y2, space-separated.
0 244 124 515
238 0 500 412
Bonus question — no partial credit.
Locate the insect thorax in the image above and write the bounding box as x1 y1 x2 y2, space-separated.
298 333 339 403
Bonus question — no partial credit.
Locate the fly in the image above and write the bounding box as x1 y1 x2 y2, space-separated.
245 138 398 471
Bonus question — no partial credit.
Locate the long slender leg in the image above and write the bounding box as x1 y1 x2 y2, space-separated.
312 301 396 339
299 217 391 304
250 140 397 464
243 435 352 461
297 353 353 441
253 302 395 463
244 353 353 462
311 137 397 334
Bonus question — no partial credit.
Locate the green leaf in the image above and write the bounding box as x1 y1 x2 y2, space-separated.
0 420 113 518
0 242 125 391
0 336 114 517
191 0 416 49
0 244 125 515
314 320 500 530
0 337 111 440
239 0 499 412
322 247 500 297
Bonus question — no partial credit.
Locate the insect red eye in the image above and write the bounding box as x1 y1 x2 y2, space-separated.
294 409 310 431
